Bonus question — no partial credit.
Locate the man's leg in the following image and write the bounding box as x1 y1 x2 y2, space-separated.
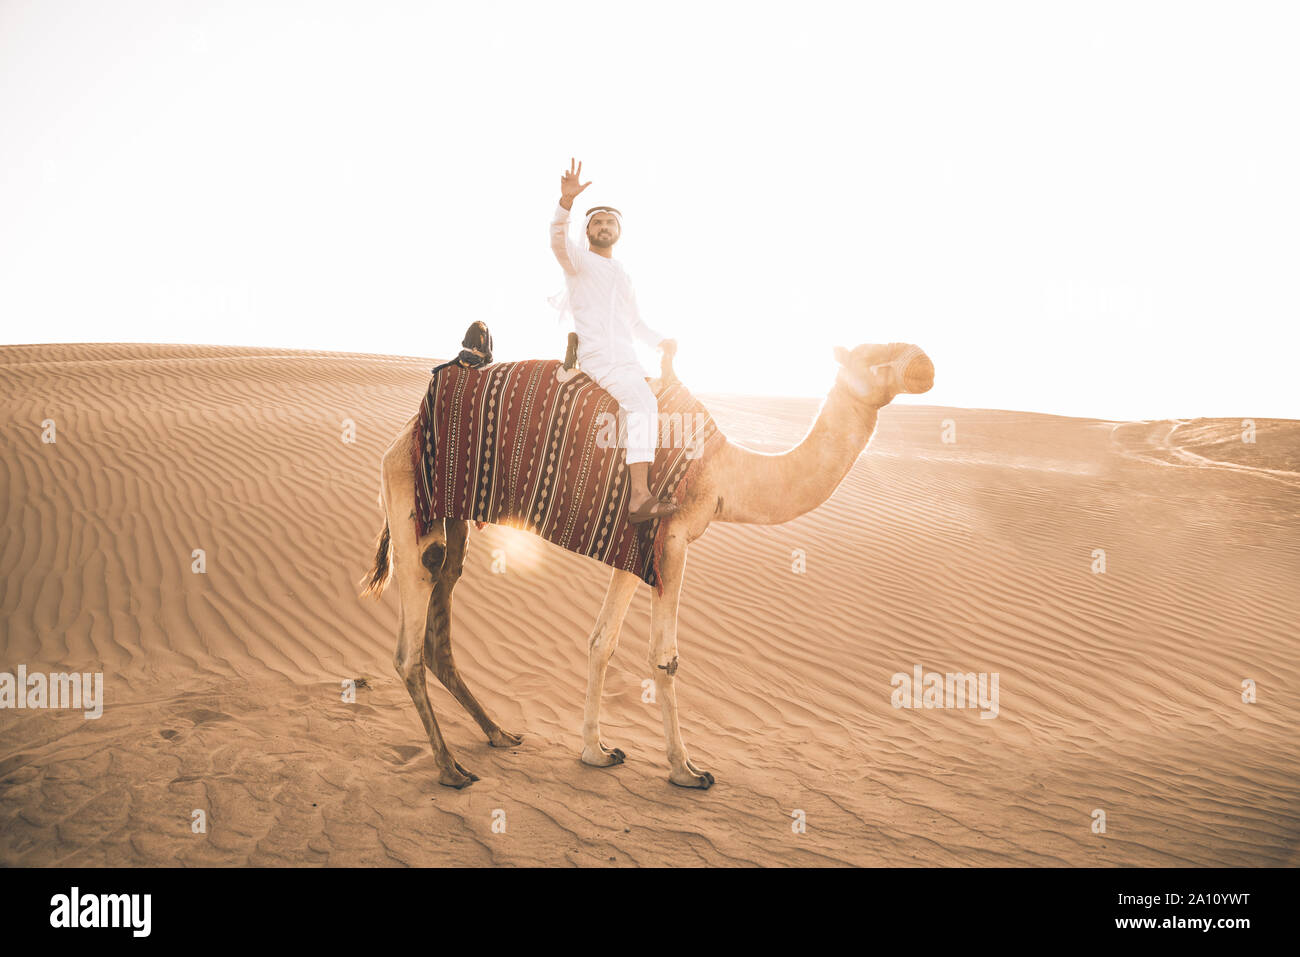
593 365 678 522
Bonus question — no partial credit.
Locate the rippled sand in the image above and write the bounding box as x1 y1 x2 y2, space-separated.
2 343 1296 865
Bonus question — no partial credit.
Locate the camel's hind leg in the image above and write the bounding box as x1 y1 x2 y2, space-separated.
580 568 640 767
384 445 477 788
425 518 522 748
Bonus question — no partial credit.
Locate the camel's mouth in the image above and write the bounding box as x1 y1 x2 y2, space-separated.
865 346 934 395
903 353 935 394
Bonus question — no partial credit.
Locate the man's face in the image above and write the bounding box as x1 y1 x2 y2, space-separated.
587 213 620 248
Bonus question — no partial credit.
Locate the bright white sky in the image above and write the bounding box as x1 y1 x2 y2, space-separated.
2 0 1296 420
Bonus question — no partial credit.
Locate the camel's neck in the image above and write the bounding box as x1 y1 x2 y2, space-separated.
712 384 880 525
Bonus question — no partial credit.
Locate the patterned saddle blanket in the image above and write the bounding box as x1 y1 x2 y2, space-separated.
411 359 726 593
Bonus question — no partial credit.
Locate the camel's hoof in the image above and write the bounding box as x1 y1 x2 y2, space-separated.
488 728 523 748
581 744 626 768
439 761 479 789
669 764 715 789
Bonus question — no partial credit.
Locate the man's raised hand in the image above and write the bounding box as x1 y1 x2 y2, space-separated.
559 157 591 210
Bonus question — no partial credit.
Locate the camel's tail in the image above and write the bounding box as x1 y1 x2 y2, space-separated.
360 521 392 599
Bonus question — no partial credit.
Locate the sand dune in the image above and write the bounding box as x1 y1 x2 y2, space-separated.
1 343 1296 866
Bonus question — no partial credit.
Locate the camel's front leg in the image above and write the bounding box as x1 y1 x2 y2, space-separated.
649 529 714 789
580 568 640 767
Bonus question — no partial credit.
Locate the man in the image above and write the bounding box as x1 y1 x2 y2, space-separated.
549 157 679 523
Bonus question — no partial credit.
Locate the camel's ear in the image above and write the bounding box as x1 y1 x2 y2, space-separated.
833 345 850 366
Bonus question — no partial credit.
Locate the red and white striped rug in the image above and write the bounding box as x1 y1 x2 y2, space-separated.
411 359 726 593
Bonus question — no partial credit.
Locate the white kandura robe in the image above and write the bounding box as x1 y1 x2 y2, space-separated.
548 202 668 465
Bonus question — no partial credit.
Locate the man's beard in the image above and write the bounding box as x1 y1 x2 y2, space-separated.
588 231 616 249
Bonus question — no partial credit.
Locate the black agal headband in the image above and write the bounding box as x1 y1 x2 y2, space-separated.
584 206 622 231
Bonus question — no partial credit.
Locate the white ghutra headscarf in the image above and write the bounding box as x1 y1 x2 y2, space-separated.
547 205 623 330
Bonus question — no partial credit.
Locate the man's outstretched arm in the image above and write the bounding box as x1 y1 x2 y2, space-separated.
628 286 675 355
550 157 590 275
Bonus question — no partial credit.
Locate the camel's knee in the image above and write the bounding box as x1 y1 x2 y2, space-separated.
654 656 679 678
649 646 679 677
588 622 620 660
648 619 678 672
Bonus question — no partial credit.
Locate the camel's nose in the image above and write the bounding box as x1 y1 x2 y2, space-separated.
902 351 935 394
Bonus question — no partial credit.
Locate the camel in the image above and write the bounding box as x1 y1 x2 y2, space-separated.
361 341 934 789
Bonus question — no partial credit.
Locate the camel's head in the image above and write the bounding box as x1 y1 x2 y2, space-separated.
833 342 934 406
